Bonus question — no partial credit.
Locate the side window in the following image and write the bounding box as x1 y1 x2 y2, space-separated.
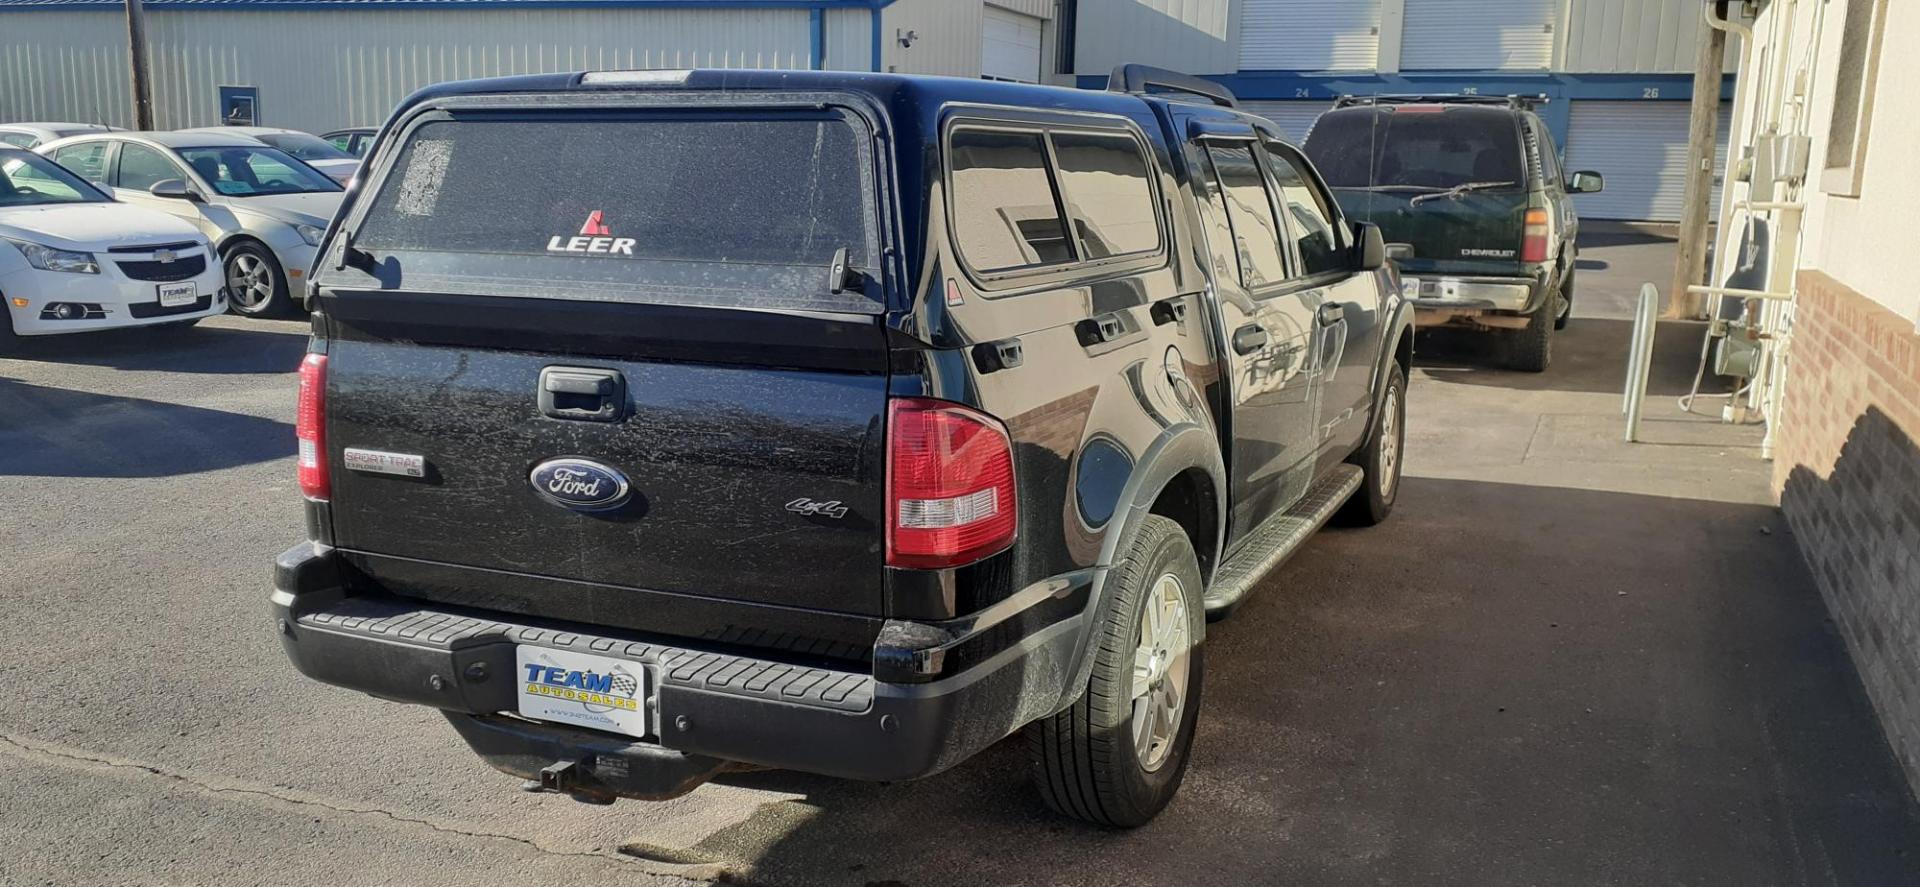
0 133 37 149
1535 121 1564 189
1204 143 1288 289
326 134 353 152
1050 132 1160 260
1264 144 1345 277
115 143 181 191
52 142 110 182
948 129 1073 272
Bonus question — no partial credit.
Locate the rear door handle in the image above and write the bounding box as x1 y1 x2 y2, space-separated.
539 366 626 422
1318 302 1346 326
1232 324 1270 355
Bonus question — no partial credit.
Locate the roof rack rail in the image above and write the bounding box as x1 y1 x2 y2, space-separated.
1108 64 1238 109
1334 93 1549 110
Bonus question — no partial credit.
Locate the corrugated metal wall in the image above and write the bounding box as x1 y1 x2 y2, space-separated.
1562 0 1739 74
1564 100 1733 221
0 11 135 127
139 8 813 131
823 7 876 72
1400 0 1557 70
1240 100 1333 142
987 0 1054 20
1239 0 1381 71
1072 0 1236 76
882 0 987 76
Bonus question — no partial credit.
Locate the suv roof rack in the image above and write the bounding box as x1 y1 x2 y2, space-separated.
1334 93 1548 110
1107 64 1238 109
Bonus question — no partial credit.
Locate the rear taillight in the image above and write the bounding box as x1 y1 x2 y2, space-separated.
886 397 1017 569
296 353 329 500
1521 207 1550 263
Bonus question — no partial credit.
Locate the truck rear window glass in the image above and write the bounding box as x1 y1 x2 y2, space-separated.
344 112 880 311
1304 109 1522 191
948 129 1073 272
1051 132 1159 259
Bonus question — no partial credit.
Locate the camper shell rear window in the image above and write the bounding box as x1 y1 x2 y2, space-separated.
324 104 884 314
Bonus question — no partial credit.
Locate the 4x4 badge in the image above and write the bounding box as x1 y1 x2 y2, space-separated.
786 498 849 519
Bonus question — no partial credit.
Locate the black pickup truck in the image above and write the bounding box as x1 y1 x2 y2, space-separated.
274 65 1412 827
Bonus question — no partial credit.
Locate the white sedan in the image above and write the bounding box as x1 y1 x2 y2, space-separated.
0 147 225 352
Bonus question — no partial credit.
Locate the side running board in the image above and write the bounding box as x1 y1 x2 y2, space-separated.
1204 464 1363 617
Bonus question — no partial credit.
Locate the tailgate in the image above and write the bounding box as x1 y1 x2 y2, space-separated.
1334 187 1530 276
323 295 888 617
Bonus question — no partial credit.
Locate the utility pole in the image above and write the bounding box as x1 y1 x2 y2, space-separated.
124 0 154 129
1668 0 1729 319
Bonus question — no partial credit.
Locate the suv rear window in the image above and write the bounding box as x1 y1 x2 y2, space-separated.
341 111 881 313
1304 108 1523 192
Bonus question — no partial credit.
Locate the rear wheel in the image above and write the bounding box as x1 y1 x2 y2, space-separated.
1504 296 1555 373
224 241 291 318
1028 514 1205 828
1339 362 1405 526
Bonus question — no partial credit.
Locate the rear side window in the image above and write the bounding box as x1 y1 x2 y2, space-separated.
51 142 110 181
948 130 1073 272
1305 108 1523 191
342 111 881 312
0 133 36 149
1205 144 1288 289
1051 132 1159 259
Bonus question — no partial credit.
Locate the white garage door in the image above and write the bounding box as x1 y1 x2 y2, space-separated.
1240 0 1382 71
982 7 1043 83
1564 101 1734 222
1241 101 1335 143
1401 0 1556 70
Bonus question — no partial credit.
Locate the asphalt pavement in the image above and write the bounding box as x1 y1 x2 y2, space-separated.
2 227 1916 886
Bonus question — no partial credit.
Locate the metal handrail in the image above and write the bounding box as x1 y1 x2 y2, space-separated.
1623 283 1660 442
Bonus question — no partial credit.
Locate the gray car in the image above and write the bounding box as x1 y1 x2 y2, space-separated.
37 131 344 317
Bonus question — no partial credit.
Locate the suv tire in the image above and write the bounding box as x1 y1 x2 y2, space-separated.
224 241 292 318
1339 362 1406 526
1028 514 1205 828
1504 297 1555 373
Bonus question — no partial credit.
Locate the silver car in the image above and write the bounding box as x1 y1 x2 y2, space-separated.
177 126 361 185
0 122 124 150
37 130 344 317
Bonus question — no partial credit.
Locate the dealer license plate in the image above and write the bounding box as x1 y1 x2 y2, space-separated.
514 646 648 739
157 281 197 307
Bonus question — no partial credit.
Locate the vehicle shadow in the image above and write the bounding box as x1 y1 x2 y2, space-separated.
2 321 307 375
658 477 1920 887
0 376 291 477
1576 224 1678 249
1414 318 1726 398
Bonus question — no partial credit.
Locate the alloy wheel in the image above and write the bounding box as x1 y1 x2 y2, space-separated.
1131 572 1193 772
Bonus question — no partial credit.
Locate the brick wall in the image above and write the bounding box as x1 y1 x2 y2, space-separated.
1776 269 1920 792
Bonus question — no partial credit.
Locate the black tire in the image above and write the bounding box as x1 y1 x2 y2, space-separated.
1504 296 1555 373
1554 268 1575 331
1338 362 1406 526
1028 514 1205 828
0 299 17 356
223 241 292 318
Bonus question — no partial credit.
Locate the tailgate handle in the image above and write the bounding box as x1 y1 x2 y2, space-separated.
539 366 626 422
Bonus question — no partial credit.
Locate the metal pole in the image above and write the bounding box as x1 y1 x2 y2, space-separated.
124 0 154 130
1667 0 1729 320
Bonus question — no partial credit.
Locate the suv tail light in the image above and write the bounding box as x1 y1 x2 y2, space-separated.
886 397 1017 569
1521 207 1551 263
296 353 329 500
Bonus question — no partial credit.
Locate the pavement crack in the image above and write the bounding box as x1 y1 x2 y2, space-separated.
0 731 722 884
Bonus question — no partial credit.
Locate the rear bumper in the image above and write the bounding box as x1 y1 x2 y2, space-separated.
1402 273 1545 313
271 542 1092 796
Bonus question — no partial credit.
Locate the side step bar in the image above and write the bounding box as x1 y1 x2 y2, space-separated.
1204 464 1364 617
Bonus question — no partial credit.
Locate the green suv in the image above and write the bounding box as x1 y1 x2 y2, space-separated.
1303 95 1602 372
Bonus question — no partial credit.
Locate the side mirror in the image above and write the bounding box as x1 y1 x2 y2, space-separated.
1568 170 1604 194
149 178 203 202
1385 242 1416 262
1354 222 1387 272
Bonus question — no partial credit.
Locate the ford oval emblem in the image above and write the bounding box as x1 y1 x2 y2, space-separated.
529 458 632 512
